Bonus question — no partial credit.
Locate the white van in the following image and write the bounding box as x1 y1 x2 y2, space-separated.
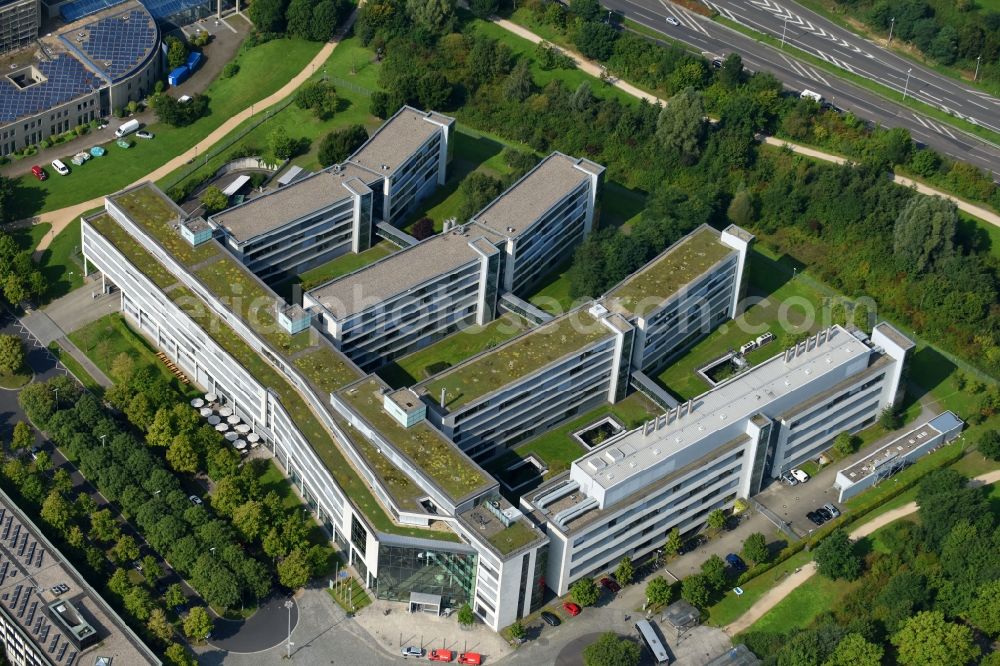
115 119 140 138
800 89 824 104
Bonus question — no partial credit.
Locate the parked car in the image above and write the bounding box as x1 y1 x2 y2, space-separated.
132 560 143 572
665 16 679 25
541 611 561 626
400 646 425 658
806 511 825 526
781 472 798 486
712 58 723 69
790 468 810 483
428 649 453 662
51 159 69 176
679 534 706 555
29 446 40 461
599 576 621 593
136 130 154 139
822 503 840 518
30 165 46 181
816 507 833 522
562 602 581 616
457 654 481 665
188 495 203 505
725 554 747 573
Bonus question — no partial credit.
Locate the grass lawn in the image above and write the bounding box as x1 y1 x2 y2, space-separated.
67 313 197 396
378 312 530 388
9 37 324 219
291 242 396 293
327 579 371 613
707 549 814 627
744 573 861 635
35 216 94 302
48 342 104 393
527 261 580 315
0 370 31 389
485 392 659 479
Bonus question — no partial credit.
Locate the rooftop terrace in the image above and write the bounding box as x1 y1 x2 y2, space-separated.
210 164 377 243
307 228 487 319
348 106 452 176
458 497 545 557
338 377 494 502
470 153 595 238
602 226 734 318
420 308 613 411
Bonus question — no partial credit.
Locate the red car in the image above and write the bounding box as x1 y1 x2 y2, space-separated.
457 654 481 665
600 577 621 593
429 649 453 662
562 601 581 616
31 165 46 181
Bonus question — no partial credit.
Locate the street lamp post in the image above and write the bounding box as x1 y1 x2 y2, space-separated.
781 17 789 49
975 55 982 82
903 67 912 100
285 600 294 659
53 387 59 409
887 17 895 45
100 435 106 448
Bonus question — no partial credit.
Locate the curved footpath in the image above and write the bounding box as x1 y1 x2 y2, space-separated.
495 19 1000 230
725 469 1000 635
31 15 355 252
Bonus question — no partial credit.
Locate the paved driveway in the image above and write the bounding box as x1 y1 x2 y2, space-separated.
208 594 299 653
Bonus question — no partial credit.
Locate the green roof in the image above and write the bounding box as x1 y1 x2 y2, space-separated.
339 378 494 502
111 187 217 267
422 310 612 411
487 519 544 556
603 227 734 317
88 213 177 290
90 190 457 543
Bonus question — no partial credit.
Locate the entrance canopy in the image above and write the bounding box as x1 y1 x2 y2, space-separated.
408 591 442 615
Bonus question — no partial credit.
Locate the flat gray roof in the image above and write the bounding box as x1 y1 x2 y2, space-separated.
210 164 376 243
470 153 599 237
348 106 452 176
307 228 485 319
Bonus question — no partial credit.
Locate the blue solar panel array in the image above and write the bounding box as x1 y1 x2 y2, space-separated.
0 57 102 124
73 9 157 82
61 0 212 21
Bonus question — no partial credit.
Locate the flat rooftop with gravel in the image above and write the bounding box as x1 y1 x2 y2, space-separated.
347 106 452 176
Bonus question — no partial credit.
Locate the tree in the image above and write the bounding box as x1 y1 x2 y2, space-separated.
89 509 121 543
741 532 769 566
656 87 706 164
310 0 347 41
891 610 980 666
0 334 24 375
979 430 1000 460
405 0 455 32
892 195 957 274
124 586 154 621
457 603 475 627
615 556 634 586
571 577 600 607
719 52 743 88
700 554 727 591
814 529 861 581
417 71 451 110
164 583 186 610
727 189 755 227
879 406 903 430
411 217 435 240
141 554 161 582
277 547 312 589
645 576 672 607
41 490 72 532
199 186 228 214
285 0 313 38
183 606 213 641
165 36 188 70
570 0 602 21
294 80 338 119
147 607 174 643
152 93 208 127
966 579 1000 637
317 124 368 167
457 172 504 221
166 436 199 474
582 632 641 666
109 568 130 596
663 527 682 559
268 127 297 161
11 421 32 450
164 642 197 666
680 574 710 608
832 432 858 457
247 0 286 32
706 508 726 533
574 21 618 61
468 0 496 17
508 621 525 640
111 535 140 564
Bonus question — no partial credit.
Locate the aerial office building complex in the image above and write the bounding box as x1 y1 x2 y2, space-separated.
78 108 911 634
523 322 912 594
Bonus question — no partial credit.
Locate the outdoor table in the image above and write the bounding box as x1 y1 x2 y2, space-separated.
205 392 217 403
247 433 260 443
207 415 221 425
199 407 213 417
191 398 204 408
227 415 240 425
234 440 247 451
219 407 233 417
215 423 229 432
225 432 238 442
235 424 251 434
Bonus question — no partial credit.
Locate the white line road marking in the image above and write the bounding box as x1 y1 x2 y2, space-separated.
807 67 829 86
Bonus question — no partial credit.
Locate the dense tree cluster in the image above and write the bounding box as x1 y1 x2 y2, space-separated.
739 468 997 664
294 80 339 120
0 228 46 307
151 93 209 127
318 124 369 167
249 0 351 39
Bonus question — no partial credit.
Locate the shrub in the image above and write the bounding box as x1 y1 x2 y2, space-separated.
222 62 240 79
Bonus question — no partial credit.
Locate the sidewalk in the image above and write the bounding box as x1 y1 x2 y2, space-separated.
724 469 1000 635
493 17 1000 230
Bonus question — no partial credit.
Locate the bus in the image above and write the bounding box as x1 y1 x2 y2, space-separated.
635 620 669 664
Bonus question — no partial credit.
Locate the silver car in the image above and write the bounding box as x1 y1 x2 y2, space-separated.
401 646 425 658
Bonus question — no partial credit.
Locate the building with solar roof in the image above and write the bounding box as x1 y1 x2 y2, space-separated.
0 0 160 156
0 0 41 54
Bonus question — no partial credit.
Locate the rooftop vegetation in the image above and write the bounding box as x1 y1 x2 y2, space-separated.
487 518 544 556
604 227 733 317
87 213 177 290
339 378 493 501
423 310 611 410
111 186 217 267
294 346 363 397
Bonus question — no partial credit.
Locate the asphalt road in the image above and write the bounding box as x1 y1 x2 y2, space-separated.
602 0 1000 179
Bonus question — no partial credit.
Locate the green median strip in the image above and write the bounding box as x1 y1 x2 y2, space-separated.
713 16 1000 148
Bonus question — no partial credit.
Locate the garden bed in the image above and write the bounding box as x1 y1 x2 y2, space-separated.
572 416 624 450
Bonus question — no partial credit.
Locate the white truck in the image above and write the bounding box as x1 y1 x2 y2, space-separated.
115 119 140 137
800 89 824 104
